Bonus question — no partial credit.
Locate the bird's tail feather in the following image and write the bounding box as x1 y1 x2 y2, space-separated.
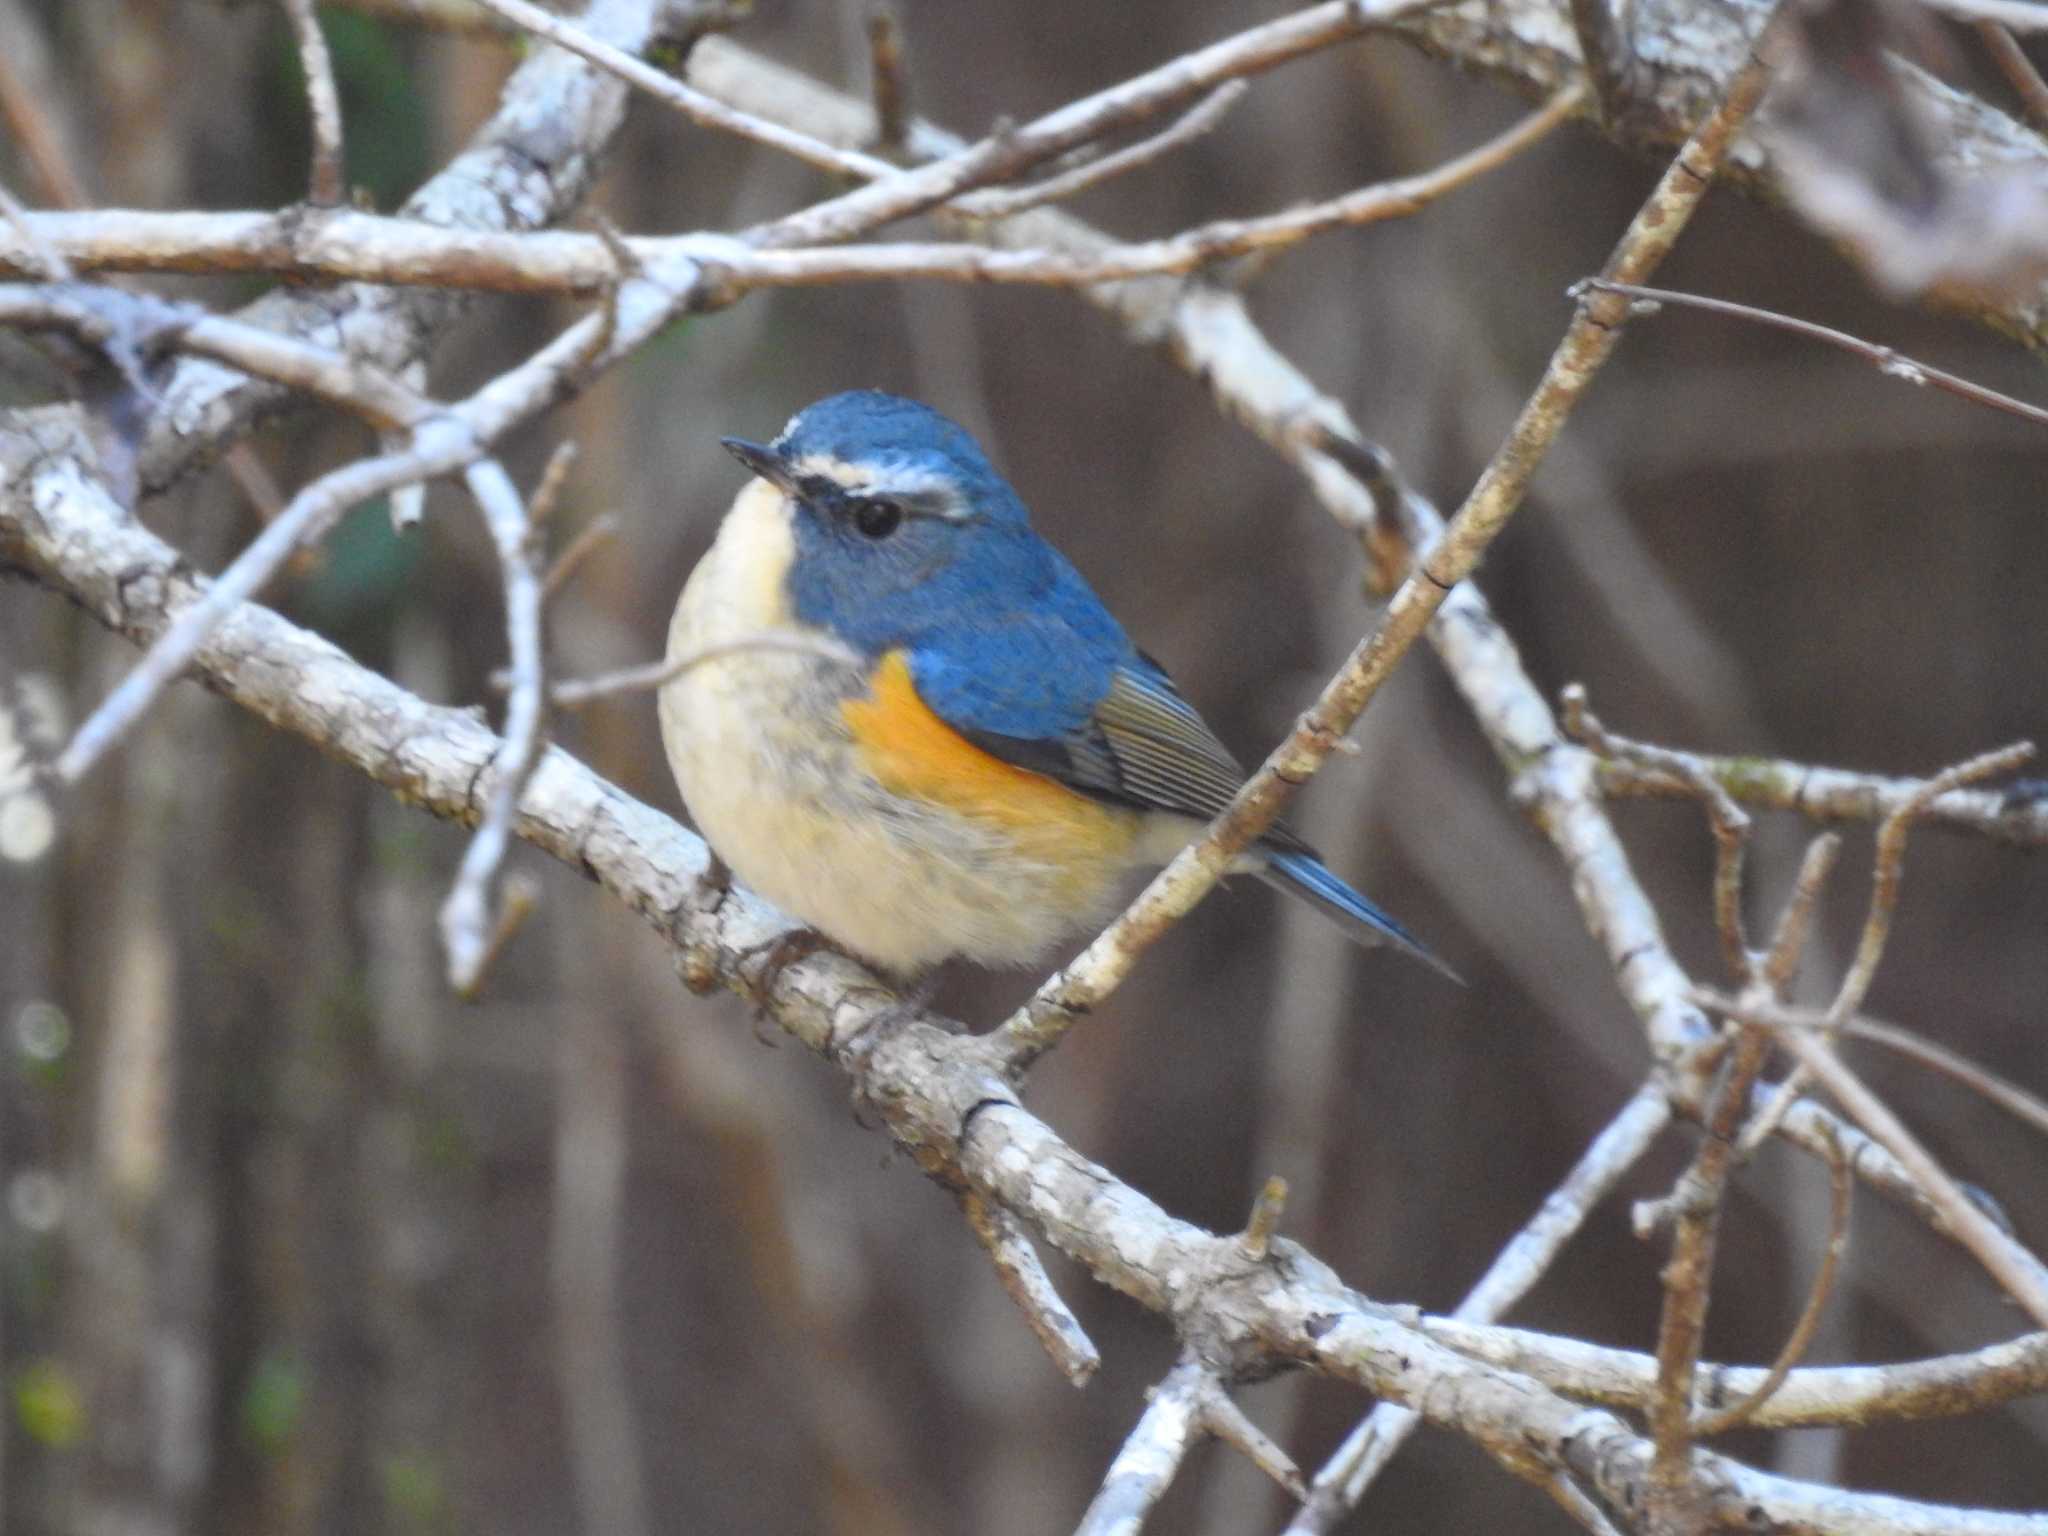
1256 850 1464 985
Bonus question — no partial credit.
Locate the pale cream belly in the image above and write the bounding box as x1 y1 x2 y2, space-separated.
658 485 1148 973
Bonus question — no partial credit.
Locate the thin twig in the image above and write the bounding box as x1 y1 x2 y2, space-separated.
442 458 551 995
1563 683 1755 982
729 89 1579 285
1693 1124 1853 1435
281 0 347 206
542 513 619 604
1843 1015 2048 1140
1237 1175 1288 1262
1073 1358 1210 1536
1423 1318 2048 1428
959 1192 1101 1388
959 84 1245 219
458 869 543 998
1831 740 2034 1024
1740 1002 2048 1143
1703 989 2048 1332
528 440 580 526
995 25 1771 1072
1762 833 1841 995
1593 747 2048 849
1195 1384 1304 1500
0 50 89 212
866 5 910 153
542 633 862 709
466 0 889 179
1577 280 2048 432
1645 1016 1776 1527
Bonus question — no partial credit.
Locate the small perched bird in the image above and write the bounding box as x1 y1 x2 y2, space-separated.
660 390 1454 981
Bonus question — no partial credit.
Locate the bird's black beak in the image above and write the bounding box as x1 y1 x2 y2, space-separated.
720 436 796 492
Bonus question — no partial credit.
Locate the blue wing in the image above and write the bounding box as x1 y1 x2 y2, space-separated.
908 611 1459 979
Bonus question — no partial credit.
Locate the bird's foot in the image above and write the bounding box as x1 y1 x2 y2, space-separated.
841 971 944 1131
738 928 829 1046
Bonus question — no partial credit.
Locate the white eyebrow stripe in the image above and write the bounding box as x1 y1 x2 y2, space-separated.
785 455 972 517
788 451 866 486
866 464 961 499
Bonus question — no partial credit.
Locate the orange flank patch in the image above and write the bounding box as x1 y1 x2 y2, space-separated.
842 651 1137 868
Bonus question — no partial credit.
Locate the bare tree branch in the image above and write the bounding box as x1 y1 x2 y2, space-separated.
1839 1013 2048 1140
1073 1358 1209 1536
957 84 1246 218
1595 744 2048 848
1564 683 1757 982
1426 1318 2048 1428
0 93 1575 295
1290 1082 1673 1533
959 1192 1101 1389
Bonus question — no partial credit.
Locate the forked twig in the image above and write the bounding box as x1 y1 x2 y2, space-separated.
1703 989 2048 1332
1693 1123 1853 1436
960 84 1245 219
1831 740 2034 1024
1563 683 1755 981
442 458 551 995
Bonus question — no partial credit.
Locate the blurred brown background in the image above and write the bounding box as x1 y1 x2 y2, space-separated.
3 1 2046 1532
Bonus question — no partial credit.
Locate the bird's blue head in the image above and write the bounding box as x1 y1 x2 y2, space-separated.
722 390 1113 663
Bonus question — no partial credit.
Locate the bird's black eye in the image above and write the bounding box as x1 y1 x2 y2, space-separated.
848 496 904 540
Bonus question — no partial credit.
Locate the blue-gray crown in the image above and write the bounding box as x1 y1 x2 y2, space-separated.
773 391 1031 525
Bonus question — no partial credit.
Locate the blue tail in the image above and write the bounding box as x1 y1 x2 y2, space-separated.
1257 850 1463 984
